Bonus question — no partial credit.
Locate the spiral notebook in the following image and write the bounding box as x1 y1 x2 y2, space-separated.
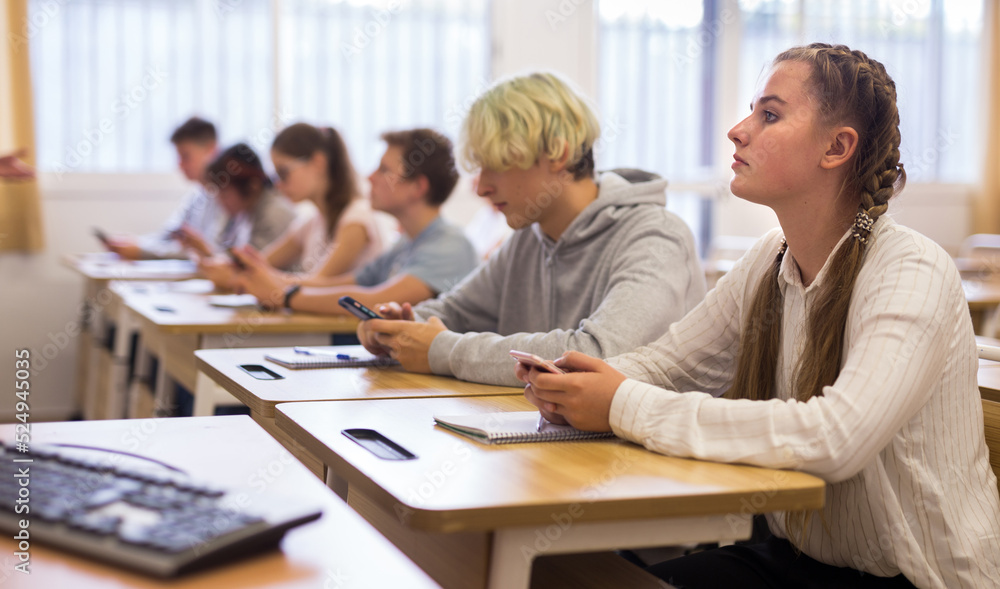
264 346 399 370
432 411 615 445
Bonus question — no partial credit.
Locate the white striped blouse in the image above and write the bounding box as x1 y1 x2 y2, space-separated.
607 217 1000 588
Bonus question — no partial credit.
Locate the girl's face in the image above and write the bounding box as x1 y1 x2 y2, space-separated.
727 60 834 207
272 150 324 203
215 185 248 216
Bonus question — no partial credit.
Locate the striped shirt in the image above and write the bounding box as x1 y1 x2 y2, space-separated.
608 217 1000 588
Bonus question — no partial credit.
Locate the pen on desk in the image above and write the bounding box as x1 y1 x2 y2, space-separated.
293 347 357 360
536 414 546 432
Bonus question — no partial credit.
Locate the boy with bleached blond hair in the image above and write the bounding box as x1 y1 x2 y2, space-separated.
359 71 706 386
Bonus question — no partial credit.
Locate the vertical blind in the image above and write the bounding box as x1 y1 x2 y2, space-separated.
29 0 489 174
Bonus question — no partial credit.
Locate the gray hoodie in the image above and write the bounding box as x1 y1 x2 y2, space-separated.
417 171 706 387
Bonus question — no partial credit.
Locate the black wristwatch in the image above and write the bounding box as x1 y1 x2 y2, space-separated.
282 284 302 310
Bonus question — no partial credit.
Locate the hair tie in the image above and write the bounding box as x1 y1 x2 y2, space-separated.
852 210 875 244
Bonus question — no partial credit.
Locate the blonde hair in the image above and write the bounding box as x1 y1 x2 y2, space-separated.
723 43 907 547
461 72 600 180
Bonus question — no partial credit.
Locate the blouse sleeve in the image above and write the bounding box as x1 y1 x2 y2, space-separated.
609 230 965 484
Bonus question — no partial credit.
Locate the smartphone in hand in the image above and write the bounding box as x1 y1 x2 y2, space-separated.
509 350 565 374
92 227 111 246
338 296 383 320
226 248 246 271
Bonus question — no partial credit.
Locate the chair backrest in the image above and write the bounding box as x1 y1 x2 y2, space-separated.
984 399 1000 494
960 234 1000 260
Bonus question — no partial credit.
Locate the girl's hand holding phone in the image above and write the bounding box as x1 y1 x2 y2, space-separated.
518 351 625 432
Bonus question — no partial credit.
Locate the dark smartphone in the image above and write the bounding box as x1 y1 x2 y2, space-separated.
338 296 382 320
227 248 246 271
92 227 111 246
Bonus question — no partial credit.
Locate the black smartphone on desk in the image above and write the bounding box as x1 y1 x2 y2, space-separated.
338 296 382 320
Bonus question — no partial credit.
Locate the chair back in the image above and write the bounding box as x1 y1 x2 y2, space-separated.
984 399 1000 494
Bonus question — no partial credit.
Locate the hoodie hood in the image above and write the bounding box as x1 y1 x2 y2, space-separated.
531 171 669 249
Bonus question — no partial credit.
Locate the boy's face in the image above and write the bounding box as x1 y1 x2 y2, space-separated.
368 145 423 215
476 158 567 230
175 140 217 183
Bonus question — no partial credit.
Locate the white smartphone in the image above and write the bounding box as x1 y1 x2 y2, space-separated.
509 350 565 374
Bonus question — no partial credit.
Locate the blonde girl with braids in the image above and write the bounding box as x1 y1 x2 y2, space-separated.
518 44 1000 588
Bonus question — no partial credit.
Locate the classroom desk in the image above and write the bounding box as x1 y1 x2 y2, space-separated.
275 395 827 589
964 279 1000 335
194 346 522 478
0 415 440 589
63 253 199 420
115 283 358 421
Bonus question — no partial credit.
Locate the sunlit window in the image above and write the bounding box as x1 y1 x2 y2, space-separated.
599 0 985 184
29 0 490 174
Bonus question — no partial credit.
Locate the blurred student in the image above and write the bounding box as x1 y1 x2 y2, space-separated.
180 143 295 265
233 128 477 314
357 72 706 387
102 117 225 260
0 149 34 179
200 123 382 290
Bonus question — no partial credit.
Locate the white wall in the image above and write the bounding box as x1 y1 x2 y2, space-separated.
0 174 188 421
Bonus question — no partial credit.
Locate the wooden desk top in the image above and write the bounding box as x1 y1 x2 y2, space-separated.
63 253 198 281
275 396 826 534
977 336 1000 403
0 416 439 589
195 347 523 418
113 281 358 336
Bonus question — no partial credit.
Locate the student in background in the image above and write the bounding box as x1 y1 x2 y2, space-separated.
200 123 382 290
357 72 706 387
519 44 1000 588
233 128 477 314
180 142 295 263
102 117 224 259
0 149 34 179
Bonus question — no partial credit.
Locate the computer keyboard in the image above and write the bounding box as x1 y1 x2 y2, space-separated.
0 441 322 577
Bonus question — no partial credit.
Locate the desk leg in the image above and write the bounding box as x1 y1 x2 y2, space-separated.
127 333 155 419
193 371 240 417
106 303 135 419
488 514 751 589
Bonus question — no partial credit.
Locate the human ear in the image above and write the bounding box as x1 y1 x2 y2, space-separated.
310 151 327 173
820 126 859 170
547 141 572 173
412 175 431 203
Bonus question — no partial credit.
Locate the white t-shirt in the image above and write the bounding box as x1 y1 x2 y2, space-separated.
289 198 383 274
608 217 1000 588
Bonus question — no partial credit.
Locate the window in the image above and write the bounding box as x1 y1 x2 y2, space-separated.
279 0 490 169
597 0 717 183
598 0 985 184
29 0 490 174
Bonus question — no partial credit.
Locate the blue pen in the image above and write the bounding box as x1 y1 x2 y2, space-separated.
293 347 355 360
